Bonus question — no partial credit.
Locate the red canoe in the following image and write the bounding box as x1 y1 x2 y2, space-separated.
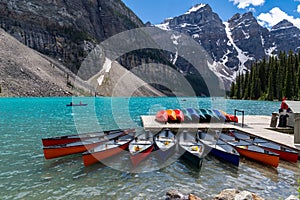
43 131 128 159
229 130 299 162
173 109 185 123
42 128 135 147
220 133 279 168
129 132 154 167
82 134 134 166
155 110 168 123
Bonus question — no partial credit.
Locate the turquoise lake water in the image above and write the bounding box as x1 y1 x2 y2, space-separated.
0 97 299 199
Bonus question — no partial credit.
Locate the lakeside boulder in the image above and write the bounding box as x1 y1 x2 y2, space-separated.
166 189 264 200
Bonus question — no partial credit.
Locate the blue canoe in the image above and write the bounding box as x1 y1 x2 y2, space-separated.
198 131 240 166
182 108 193 121
206 109 220 120
186 108 200 121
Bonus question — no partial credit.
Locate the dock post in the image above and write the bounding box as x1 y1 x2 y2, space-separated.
234 109 244 127
294 113 300 144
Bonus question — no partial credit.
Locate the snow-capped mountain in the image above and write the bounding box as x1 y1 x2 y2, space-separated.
156 4 300 86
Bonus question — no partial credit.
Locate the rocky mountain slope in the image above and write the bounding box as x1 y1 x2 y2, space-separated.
156 4 300 86
0 0 143 73
0 28 88 97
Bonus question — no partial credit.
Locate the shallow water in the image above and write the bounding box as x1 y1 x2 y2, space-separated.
0 97 299 199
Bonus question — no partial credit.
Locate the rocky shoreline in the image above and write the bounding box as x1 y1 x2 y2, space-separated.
166 189 299 200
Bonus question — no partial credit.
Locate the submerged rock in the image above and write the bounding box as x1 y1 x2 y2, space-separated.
166 190 202 200
213 189 264 200
166 188 266 200
285 195 300 200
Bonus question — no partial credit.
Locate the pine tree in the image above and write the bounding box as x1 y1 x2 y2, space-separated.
236 73 241 99
297 64 300 100
230 82 235 98
266 64 274 100
284 64 293 99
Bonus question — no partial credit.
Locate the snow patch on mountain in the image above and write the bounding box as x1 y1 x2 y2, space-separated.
224 21 250 74
185 4 206 15
265 45 277 57
207 61 235 85
156 21 170 31
170 34 181 65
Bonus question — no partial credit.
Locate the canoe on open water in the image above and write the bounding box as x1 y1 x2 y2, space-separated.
154 129 177 162
43 130 130 159
198 131 240 166
42 128 135 146
228 130 299 162
219 133 279 168
82 133 135 167
178 130 205 169
129 130 154 167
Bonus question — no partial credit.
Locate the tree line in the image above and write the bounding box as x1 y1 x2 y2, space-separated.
229 51 300 101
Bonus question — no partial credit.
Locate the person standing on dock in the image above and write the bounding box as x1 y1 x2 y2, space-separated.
280 97 289 111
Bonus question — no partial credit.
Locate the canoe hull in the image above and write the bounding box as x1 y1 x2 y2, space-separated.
173 109 184 123
43 142 101 159
180 146 203 169
230 130 299 162
262 147 298 163
130 145 154 167
83 142 130 166
42 129 134 146
155 110 168 123
166 109 177 122
210 148 239 167
235 147 279 168
42 138 81 147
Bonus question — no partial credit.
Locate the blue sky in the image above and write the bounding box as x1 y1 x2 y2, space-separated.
122 0 300 29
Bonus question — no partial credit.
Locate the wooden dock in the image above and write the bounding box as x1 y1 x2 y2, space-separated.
141 115 300 155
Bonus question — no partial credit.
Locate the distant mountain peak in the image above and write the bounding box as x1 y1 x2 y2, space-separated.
185 4 208 15
272 19 295 31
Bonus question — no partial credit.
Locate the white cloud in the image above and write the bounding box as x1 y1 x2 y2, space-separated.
298 5 300 13
229 0 265 9
257 7 300 29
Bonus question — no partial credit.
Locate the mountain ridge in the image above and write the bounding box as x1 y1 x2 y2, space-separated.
156 4 300 88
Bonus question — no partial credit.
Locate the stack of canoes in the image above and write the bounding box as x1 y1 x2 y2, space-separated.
158 108 238 123
153 129 177 162
219 132 280 168
227 130 299 163
128 130 154 167
197 131 240 166
42 129 135 159
155 109 184 123
178 130 205 169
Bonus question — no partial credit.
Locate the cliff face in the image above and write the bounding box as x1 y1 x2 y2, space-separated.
0 28 91 97
0 0 143 72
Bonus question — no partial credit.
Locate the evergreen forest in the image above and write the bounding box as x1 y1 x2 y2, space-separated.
229 51 300 101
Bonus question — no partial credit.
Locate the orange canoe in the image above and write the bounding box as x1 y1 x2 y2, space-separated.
166 109 177 122
235 145 279 168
